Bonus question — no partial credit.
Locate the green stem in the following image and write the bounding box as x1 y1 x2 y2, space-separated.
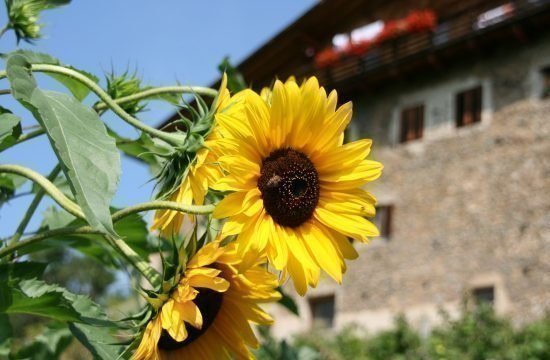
0 64 185 146
8 164 62 248
0 24 8 39
0 200 215 284
93 85 217 112
112 201 215 222
0 89 10 95
11 128 46 147
0 164 84 219
0 225 101 259
105 234 160 287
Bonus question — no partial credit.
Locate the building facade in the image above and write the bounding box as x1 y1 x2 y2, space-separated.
166 0 550 338
235 0 550 338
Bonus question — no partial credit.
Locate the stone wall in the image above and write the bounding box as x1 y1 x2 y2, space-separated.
269 35 550 339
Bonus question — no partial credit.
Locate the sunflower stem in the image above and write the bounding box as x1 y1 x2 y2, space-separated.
112 201 215 222
0 199 215 285
0 226 102 259
0 164 85 219
104 233 161 287
0 64 185 147
93 85 217 112
7 164 62 250
0 24 8 40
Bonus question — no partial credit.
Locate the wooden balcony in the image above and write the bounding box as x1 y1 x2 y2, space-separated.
293 0 550 94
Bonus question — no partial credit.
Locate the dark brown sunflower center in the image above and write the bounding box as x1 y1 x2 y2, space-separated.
157 288 223 351
257 148 320 228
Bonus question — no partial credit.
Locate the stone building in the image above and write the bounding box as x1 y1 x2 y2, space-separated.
165 0 550 338
228 0 550 338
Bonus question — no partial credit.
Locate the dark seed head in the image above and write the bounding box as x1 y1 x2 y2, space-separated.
157 288 223 350
257 148 320 228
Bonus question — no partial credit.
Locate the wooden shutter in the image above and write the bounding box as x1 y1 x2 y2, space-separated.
457 86 482 127
400 105 424 143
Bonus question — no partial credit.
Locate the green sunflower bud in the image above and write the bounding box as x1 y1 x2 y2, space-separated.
105 69 148 116
4 0 70 43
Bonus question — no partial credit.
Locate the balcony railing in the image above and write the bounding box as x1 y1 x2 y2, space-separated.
295 0 550 87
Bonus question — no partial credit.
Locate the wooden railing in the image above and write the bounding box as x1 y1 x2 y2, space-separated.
294 0 550 86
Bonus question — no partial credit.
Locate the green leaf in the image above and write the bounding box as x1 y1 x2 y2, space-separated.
277 286 299 316
6 54 121 236
69 323 123 360
41 205 75 229
0 107 22 151
0 278 108 324
0 262 48 281
5 49 99 101
13 326 72 360
21 207 152 268
0 314 12 357
109 129 171 175
218 56 247 92
0 173 26 208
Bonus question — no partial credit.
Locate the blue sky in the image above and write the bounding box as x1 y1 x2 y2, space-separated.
0 1 317 237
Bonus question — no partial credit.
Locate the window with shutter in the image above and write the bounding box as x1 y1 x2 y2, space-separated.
456 86 482 127
309 295 335 328
400 105 424 143
374 205 393 240
542 66 550 99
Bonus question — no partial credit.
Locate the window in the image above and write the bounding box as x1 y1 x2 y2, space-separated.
400 105 424 143
309 295 335 328
473 286 495 306
374 205 393 239
542 66 550 99
456 86 482 127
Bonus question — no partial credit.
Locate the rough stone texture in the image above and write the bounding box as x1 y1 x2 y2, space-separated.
269 35 550 339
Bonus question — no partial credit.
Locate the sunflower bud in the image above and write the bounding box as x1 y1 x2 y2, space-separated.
5 0 70 43
104 69 148 116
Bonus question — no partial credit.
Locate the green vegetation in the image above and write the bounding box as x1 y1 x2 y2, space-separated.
257 307 550 360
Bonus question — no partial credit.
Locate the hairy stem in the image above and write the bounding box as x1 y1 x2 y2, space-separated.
104 234 161 287
8 164 62 249
0 64 185 146
0 226 101 259
112 201 215 222
0 200 215 285
0 24 8 39
0 164 84 219
12 128 46 147
93 85 217 111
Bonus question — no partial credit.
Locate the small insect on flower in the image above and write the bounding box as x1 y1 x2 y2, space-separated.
212 77 383 295
133 242 281 360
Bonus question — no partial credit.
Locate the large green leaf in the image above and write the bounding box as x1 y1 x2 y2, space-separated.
70 323 123 360
3 49 99 101
12 326 72 360
20 206 152 267
0 262 48 281
0 278 107 324
7 54 121 236
0 107 22 151
0 314 12 357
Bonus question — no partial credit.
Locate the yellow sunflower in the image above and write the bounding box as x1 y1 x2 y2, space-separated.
133 242 281 359
212 77 383 295
151 75 237 237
